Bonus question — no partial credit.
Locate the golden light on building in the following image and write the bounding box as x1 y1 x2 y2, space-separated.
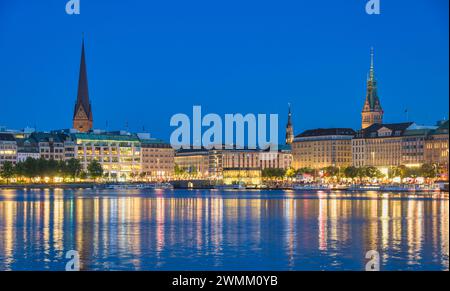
222 167 261 185
292 128 354 169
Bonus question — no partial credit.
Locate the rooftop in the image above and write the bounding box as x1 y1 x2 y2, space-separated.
0 133 16 142
355 122 414 138
71 132 140 142
140 138 172 148
295 128 356 138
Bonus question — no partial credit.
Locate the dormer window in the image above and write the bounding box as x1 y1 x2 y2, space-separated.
377 127 392 137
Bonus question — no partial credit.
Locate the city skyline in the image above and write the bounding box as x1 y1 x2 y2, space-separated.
0 0 448 141
0 1 448 273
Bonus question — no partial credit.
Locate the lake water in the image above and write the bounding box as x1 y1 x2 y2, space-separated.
0 188 448 271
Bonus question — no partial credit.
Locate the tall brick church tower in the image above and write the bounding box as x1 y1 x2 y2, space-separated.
361 48 383 129
73 36 93 132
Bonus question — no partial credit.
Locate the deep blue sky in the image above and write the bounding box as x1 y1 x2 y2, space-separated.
0 0 448 141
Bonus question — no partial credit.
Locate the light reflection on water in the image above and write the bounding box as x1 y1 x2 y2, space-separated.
0 189 448 271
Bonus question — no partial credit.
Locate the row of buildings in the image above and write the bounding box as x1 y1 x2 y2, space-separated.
0 38 293 182
1 40 448 184
291 121 449 172
0 126 296 182
291 48 448 175
0 129 175 181
174 48 449 181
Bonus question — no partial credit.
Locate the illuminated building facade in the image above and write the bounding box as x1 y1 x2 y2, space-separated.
292 128 355 169
177 146 293 180
174 148 210 178
221 149 261 169
0 133 17 169
222 168 262 185
259 146 293 170
72 132 141 181
352 123 412 167
140 138 175 180
424 120 449 176
16 138 40 162
351 122 448 169
31 132 66 161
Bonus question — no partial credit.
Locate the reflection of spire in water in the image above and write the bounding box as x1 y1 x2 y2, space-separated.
381 199 390 249
318 198 328 251
441 201 449 262
156 197 165 255
285 198 296 266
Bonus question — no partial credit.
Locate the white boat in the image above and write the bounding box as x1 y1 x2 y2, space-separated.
104 184 143 190
214 184 246 190
104 183 173 190
292 184 331 191
151 183 174 190
349 184 441 192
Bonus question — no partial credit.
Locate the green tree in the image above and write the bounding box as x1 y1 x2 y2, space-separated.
285 167 296 178
88 160 103 181
323 166 339 178
36 158 49 180
66 158 82 181
356 166 367 181
47 159 59 181
174 164 185 176
57 160 68 181
406 166 420 180
0 161 15 183
343 166 358 180
420 163 438 179
366 166 383 179
23 157 38 181
262 168 285 179
79 171 88 180
14 162 26 182
388 166 402 179
397 165 409 179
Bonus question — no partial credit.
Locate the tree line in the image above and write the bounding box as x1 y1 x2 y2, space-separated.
261 163 441 181
0 158 103 183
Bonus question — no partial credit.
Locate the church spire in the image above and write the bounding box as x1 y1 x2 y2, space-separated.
285 103 294 144
361 47 383 129
369 46 375 81
73 35 93 132
287 103 292 126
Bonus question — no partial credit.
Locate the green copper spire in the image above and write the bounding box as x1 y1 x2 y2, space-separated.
361 47 384 129
369 47 375 81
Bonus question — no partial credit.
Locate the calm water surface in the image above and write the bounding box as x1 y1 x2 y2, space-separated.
0 189 448 271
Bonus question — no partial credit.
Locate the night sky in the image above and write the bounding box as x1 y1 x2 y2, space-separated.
0 0 448 142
